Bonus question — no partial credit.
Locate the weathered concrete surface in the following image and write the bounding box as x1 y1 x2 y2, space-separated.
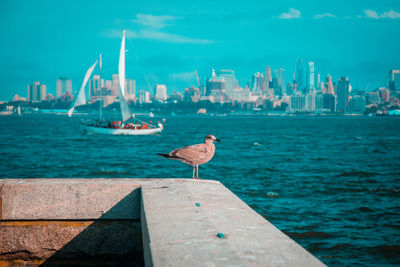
0 179 325 266
0 179 141 220
0 220 142 264
141 179 325 267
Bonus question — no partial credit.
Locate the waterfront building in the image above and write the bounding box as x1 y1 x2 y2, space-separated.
138 90 151 103
348 96 366 113
13 94 27 102
315 92 324 113
278 68 285 96
183 86 201 102
126 79 136 101
27 81 46 103
154 84 168 102
88 75 103 99
306 61 315 93
217 70 236 96
263 66 272 95
325 75 335 95
206 69 225 96
231 87 255 103
112 74 119 96
295 59 306 93
322 93 336 112
56 77 72 99
379 87 390 103
251 72 264 95
289 93 305 113
336 77 350 113
366 91 380 105
388 70 400 91
305 92 315 112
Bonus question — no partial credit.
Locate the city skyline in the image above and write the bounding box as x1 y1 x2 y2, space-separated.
1 0 400 100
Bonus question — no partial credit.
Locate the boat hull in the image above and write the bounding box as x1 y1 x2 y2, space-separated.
83 125 163 135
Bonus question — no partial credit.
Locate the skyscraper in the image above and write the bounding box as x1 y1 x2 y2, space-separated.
278 68 285 96
251 72 264 94
388 70 400 91
306 61 315 93
88 75 103 99
206 69 225 96
217 70 236 96
295 59 305 93
263 66 272 94
126 79 136 100
112 74 119 96
325 75 335 95
336 77 350 113
28 81 46 102
154 84 168 101
56 77 72 99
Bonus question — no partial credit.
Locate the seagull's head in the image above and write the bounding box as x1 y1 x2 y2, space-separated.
205 135 220 144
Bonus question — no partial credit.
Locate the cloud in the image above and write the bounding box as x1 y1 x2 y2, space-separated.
132 14 178 29
363 9 379 19
362 9 400 19
278 8 301 19
102 13 214 44
313 13 337 19
138 30 214 44
381 9 400 19
102 29 214 44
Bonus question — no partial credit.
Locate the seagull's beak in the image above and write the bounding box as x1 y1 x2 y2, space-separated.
215 138 221 142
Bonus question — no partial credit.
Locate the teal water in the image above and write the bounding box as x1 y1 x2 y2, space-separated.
1 114 400 266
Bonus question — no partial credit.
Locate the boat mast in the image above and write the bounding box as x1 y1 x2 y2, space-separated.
99 53 103 121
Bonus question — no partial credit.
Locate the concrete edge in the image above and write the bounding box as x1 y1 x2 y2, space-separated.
141 187 153 267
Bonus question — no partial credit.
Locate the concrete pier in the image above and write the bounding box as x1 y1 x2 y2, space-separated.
0 179 325 266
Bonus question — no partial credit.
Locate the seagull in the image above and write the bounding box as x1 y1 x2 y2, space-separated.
157 135 220 179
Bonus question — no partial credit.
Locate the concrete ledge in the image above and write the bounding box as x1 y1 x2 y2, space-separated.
0 179 142 220
140 179 325 267
0 179 325 266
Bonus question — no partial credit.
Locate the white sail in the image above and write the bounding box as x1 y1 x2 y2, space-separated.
118 29 132 122
68 60 98 117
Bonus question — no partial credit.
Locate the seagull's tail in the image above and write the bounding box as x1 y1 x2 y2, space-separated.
156 153 172 159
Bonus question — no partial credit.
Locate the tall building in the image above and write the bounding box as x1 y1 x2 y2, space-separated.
388 70 400 91
348 96 366 113
289 93 305 113
251 72 264 94
325 75 335 95
154 84 168 101
306 62 315 93
88 75 104 99
206 69 225 96
278 68 285 96
138 90 151 103
56 77 72 99
366 91 380 105
323 94 336 112
28 81 46 102
112 74 119 96
379 87 390 103
217 70 236 96
263 66 272 94
336 77 350 113
295 59 306 93
126 79 136 100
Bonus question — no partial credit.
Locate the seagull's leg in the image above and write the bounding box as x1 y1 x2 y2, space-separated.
196 165 199 179
192 165 195 179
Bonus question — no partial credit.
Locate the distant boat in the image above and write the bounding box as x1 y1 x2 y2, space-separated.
68 30 163 135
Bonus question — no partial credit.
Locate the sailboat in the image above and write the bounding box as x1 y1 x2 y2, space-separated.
68 30 163 135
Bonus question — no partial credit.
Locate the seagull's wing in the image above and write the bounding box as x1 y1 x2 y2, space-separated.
170 144 208 162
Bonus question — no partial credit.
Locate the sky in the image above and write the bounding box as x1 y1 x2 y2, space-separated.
1 0 400 100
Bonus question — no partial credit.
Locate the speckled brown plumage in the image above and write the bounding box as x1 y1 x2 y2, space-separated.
157 135 220 179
